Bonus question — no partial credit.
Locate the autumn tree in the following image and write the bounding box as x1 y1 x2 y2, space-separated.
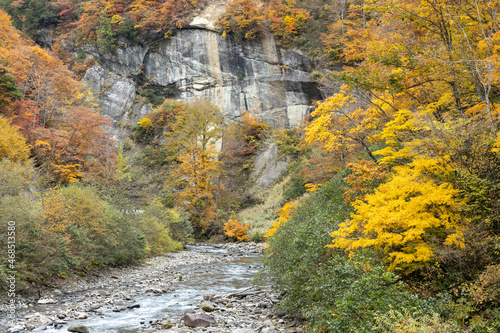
165 99 225 235
304 89 389 165
217 0 310 45
0 115 30 162
311 0 500 280
217 0 266 39
263 0 310 47
33 106 115 184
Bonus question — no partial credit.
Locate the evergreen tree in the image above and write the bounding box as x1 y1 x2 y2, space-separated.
0 67 22 108
96 10 115 55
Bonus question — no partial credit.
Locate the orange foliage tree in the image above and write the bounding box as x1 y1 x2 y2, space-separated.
223 219 249 241
264 200 300 238
217 0 266 39
0 10 116 184
217 0 310 45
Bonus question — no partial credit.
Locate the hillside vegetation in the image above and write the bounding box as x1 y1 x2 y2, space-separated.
1 0 500 332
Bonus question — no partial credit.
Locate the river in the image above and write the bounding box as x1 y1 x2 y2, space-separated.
1 243 301 332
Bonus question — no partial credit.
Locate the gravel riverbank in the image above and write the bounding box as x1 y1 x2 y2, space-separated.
1 243 304 333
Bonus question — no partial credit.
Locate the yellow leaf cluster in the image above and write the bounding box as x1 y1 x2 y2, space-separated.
264 200 299 238
330 157 466 270
52 163 83 183
137 117 152 128
0 116 30 162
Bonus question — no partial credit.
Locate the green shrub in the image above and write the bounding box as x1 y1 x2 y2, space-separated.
265 171 439 332
0 161 68 288
134 201 187 254
0 159 33 196
470 308 500 333
273 127 302 155
282 175 306 201
167 209 193 244
43 185 145 271
374 308 466 333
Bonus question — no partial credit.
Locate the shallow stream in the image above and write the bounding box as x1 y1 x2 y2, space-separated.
9 244 267 332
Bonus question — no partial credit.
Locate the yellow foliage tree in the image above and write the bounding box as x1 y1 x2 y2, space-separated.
165 99 225 235
304 88 391 165
330 157 466 271
0 115 30 162
172 144 223 232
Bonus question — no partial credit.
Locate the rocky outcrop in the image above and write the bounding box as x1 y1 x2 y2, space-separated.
251 143 292 187
82 4 322 130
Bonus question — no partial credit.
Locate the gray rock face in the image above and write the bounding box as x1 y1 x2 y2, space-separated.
83 65 137 121
82 28 322 129
251 143 291 187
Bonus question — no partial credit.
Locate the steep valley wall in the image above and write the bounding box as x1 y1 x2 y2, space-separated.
81 25 323 133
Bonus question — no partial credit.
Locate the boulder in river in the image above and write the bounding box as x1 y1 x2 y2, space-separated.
67 324 90 333
183 313 216 328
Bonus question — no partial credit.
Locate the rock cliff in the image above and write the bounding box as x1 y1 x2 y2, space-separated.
82 3 322 130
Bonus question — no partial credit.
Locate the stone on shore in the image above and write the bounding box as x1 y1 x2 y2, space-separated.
67 324 90 333
183 313 216 328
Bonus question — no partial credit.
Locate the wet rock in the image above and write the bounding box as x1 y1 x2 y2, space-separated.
263 319 274 327
183 313 216 328
67 324 90 333
7 326 24 333
127 303 141 309
79 312 89 319
52 289 64 296
37 298 57 304
32 324 50 332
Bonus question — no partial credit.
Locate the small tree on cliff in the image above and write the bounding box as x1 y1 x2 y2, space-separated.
96 10 115 55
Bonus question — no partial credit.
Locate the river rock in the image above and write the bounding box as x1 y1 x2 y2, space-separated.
127 303 141 309
7 326 24 333
200 302 215 312
75 311 88 319
183 313 216 328
37 298 57 304
52 289 64 296
67 324 90 333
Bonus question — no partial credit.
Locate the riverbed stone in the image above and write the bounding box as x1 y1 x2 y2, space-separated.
200 302 215 312
37 298 57 304
67 324 90 333
183 313 216 328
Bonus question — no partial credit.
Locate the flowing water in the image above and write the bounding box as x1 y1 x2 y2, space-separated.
5 245 267 332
